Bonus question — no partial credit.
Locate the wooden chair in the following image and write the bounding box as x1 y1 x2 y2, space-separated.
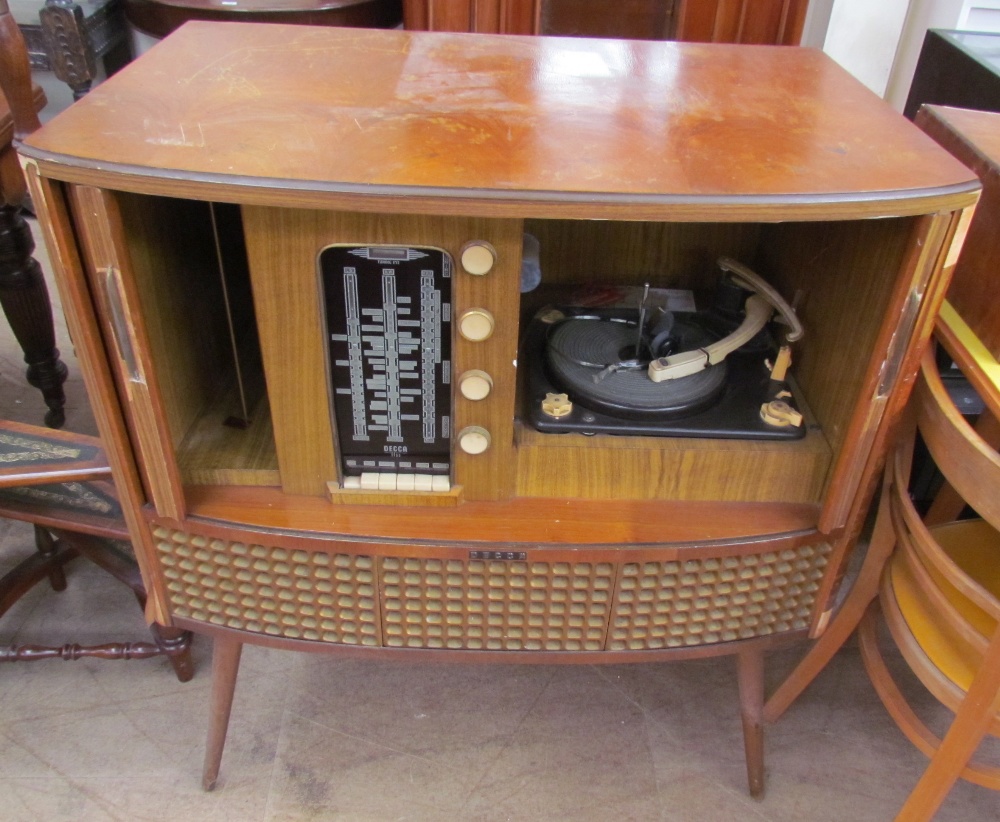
0 0 193 679
874 341 1000 814
766 323 1000 821
764 106 1000 820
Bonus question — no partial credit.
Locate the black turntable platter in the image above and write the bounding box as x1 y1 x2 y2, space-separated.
526 307 807 441
546 316 727 420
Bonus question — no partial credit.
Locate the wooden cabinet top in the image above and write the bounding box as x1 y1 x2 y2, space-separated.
21 21 978 219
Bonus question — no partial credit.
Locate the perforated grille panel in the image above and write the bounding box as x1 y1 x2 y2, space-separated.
152 524 829 653
154 527 380 645
380 557 616 650
608 543 831 650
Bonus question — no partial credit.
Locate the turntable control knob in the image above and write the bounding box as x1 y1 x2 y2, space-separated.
461 242 496 276
458 309 495 342
541 392 573 418
459 370 493 401
760 400 804 428
458 426 491 455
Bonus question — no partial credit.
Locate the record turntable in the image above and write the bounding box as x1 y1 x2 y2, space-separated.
525 258 807 440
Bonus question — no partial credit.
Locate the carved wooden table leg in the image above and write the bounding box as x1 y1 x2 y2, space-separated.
0 203 68 428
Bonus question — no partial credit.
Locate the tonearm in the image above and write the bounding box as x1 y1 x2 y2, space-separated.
647 257 803 383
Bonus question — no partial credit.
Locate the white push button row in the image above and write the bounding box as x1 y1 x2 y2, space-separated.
347 472 452 492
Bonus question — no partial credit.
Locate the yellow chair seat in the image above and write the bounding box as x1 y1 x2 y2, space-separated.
889 518 1000 693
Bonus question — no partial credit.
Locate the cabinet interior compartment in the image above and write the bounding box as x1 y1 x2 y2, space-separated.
514 215 916 504
107 193 917 511
114 192 278 487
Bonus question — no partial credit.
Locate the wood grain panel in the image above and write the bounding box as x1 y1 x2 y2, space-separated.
112 194 229 447
405 0 539 32
675 0 807 45
240 207 339 496
241 207 523 501
19 170 173 624
515 422 831 503
177 392 280 486
524 219 760 289
183 484 821 547
757 218 916 462
68 186 186 521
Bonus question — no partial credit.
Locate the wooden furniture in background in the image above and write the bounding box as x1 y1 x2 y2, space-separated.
11 0 131 100
403 0 808 43
764 105 1000 820
17 23 976 793
124 0 402 39
673 0 808 44
0 422 195 676
1 0 67 428
858 345 1000 821
905 29 1000 120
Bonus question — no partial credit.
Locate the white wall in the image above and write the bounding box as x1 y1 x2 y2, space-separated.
820 0 913 97
883 0 966 109
812 0 1000 110
960 1 1000 29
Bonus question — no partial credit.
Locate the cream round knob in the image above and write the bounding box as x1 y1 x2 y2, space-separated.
459 370 493 401
458 426 491 455
460 242 496 275
458 309 495 341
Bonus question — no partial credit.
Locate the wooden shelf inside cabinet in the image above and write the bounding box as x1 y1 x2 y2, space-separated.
176 390 279 488
15 21 981 794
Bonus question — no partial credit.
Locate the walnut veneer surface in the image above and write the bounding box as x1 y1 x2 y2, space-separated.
22 23 976 218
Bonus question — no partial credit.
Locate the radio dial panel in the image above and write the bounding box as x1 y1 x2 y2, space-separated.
320 245 453 481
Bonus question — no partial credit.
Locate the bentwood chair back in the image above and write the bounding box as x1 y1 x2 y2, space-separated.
855 339 1000 820
764 105 1000 821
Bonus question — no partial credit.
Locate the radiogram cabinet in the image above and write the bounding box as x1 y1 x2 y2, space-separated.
18 22 979 792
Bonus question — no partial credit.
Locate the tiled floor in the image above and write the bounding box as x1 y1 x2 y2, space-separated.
1 220 998 820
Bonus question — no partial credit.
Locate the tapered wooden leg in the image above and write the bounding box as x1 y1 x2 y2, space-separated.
737 647 765 798
763 480 897 724
203 636 243 791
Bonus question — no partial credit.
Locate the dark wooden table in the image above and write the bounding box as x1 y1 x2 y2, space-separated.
124 0 401 39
